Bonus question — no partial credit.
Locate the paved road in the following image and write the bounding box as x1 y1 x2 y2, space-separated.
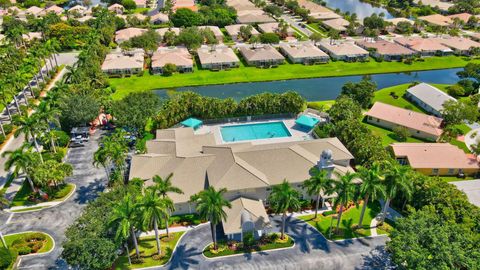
0 131 107 269
158 216 390 270
281 15 313 37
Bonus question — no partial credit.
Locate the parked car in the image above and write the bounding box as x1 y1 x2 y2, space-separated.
70 127 90 147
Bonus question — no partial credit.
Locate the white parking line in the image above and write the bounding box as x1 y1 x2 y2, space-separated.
6 213 14 224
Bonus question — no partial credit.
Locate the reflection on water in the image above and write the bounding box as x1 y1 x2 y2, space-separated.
154 68 462 101
322 0 394 19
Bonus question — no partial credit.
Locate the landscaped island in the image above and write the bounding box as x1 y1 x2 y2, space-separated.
109 56 479 99
1 232 55 269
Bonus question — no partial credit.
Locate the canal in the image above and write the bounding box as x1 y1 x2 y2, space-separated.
154 68 462 101
322 0 394 19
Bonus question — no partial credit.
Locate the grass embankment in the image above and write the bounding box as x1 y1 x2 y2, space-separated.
298 202 381 240
109 56 478 99
203 233 294 258
114 232 184 269
10 182 75 207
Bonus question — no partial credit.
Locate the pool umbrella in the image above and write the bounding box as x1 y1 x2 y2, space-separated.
295 115 319 129
181 117 203 129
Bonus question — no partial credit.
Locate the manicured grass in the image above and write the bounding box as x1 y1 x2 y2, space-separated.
203 233 294 258
10 183 75 207
437 175 475 182
363 121 427 146
114 232 184 269
372 83 424 112
307 100 335 110
298 201 381 240
166 214 203 229
3 232 54 254
10 206 47 213
376 219 396 236
109 56 479 99
451 138 471 153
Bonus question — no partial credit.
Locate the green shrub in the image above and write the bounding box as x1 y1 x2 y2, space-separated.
322 210 336 216
25 232 46 242
0 135 5 145
15 245 32 255
11 238 25 246
3 124 13 135
393 126 410 142
51 184 72 199
33 87 42 98
54 130 70 147
0 247 17 269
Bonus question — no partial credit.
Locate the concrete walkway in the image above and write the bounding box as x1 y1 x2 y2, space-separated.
370 201 403 237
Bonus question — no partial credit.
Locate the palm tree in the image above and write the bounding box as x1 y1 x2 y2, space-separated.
190 187 231 250
0 189 9 210
381 162 412 223
356 162 386 227
331 172 358 233
138 188 169 256
303 167 334 219
2 145 39 191
36 102 61 152
268 179 301 240
13 113 45 163
152 173 183 236
109 196 141 261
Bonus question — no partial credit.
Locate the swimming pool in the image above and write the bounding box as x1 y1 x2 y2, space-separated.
220 121 292 142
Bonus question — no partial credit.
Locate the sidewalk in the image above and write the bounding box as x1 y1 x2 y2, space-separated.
370 200 403 236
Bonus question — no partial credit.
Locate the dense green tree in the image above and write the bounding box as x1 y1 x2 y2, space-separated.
170 8 204 27
259 32 280 44
328 96 362 122
441 99 479 126
381 161 412 223
33 159 73 189
340 78 377 108
3 145 40 191
190 186 231 250
395 21 414 35
162 63 177 76
110 195 141 259
264 4 282 17
175 27 204 50
200 6 236 27
59 94 99 131
62 238 118 270
268 180 301 239
121 29 161 52
122 0 137 9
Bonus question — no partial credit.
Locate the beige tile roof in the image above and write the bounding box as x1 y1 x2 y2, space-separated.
258 22 294 35
197 46 240 65
297 0 340 20
108 3 124 13
134 0 146 7
318 41 369 57
434 36 480 51
236 11 275 24
394 37 452 53
356 40 415 56
322 18 350 31
43 5 64 15
391 143 479 169
26 6 43 16
280 42 329 59
225 24 260 38
198 26 224 39
446 13 472 23
22 32 42 41
385 17 413 26
69 5 87 14
151 47 193 69
101 50 144 71
222 197 270 235
226 0 257 11
239 45 285 62
150 12 169 23
414 0 453 11
365 102 443 137
115 27 147 43
418 14 452 26
156 27 180 36
129 127 354 203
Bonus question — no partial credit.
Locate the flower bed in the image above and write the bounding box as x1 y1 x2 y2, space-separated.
4 232 54 256
203 233 294 258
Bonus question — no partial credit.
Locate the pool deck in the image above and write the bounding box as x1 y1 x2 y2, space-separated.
195 118 314 145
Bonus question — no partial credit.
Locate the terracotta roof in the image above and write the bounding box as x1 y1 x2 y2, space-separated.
222 197 270 235
151 47 193 68
156 27 180 36
418 14 452 26
318 41 369 56
239 45 285 62
391 143 479 169
394 37 452 53
356 40 415 56
447 13 472 23
434 37 480 51
280 42 329 58
115 27 147 43
322 18 350 31
365 102 443 136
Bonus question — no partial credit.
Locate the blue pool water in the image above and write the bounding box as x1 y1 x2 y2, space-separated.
220 122 291 142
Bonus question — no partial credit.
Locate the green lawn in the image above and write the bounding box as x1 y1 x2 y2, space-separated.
364 121 427 146
109 56 478 99
114 232 184 269
372 83 425 112
298 201 382 240
3 232 55 254
11 182 75 207
307 100 335 111
203 233 294 258
437 175 475 182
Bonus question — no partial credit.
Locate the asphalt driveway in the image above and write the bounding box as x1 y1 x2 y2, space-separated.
159 215 390 270
0 131 108 269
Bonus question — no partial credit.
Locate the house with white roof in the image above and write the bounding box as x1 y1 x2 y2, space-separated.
405 83 457 117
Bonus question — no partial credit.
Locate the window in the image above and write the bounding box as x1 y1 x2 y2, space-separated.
416 130 420 134
368 116 372 120
432 168 439 175
448 168 455 175
376 119 380 123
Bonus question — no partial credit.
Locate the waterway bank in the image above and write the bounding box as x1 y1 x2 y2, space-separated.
109 56 477 100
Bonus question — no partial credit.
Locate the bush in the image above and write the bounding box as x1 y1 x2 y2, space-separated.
322 210 336 216
3 124 14 135
447 84 465 97
25 232 46 242
393 126 410 142
50 184 72 199
0 135 5 145
32 87 42 98
0 247 17 269
54 130 70 147
15 245 32 255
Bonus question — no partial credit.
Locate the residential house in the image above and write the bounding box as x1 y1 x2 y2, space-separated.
405 82 456 117
26 6 43 17
115 27 147 43
134 0 147 8
150 12 169 24
434 37 480 55
225 24 259 41
321 18 350 33
258 22 295 37
151 47 194 74
68 5 90 17
446 13 472 24
108 3 125 14
418 14 452 27
197 46 240 70
41 5 64 16
413 0 453 13
167 0 197 11
129 127 354 217
223 197 271 241
156 27 181 37
391 143 479 176
356 39 416 61
198 26 224 42
280 42 329 64
22 32 42 41
297 0 340 20
394 37 453 56
239 45 285 67
385 17 414 32
318 41 369 61
236 10 275 24
365 102 443 141
101 49 144 76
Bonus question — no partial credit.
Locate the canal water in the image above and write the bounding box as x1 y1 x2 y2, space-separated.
154 68 462 101
322 0 394 19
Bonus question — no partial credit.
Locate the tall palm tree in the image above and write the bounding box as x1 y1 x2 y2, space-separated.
331 172 358 233
2 145 39 191
303 167 334 219
36 102 61 152
381 161 412 223
190 187 231 250
109 196 141 261
268 179 301 240
152 173 183 236
138 188 169 256
13 112 45 162
356 162 386 227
